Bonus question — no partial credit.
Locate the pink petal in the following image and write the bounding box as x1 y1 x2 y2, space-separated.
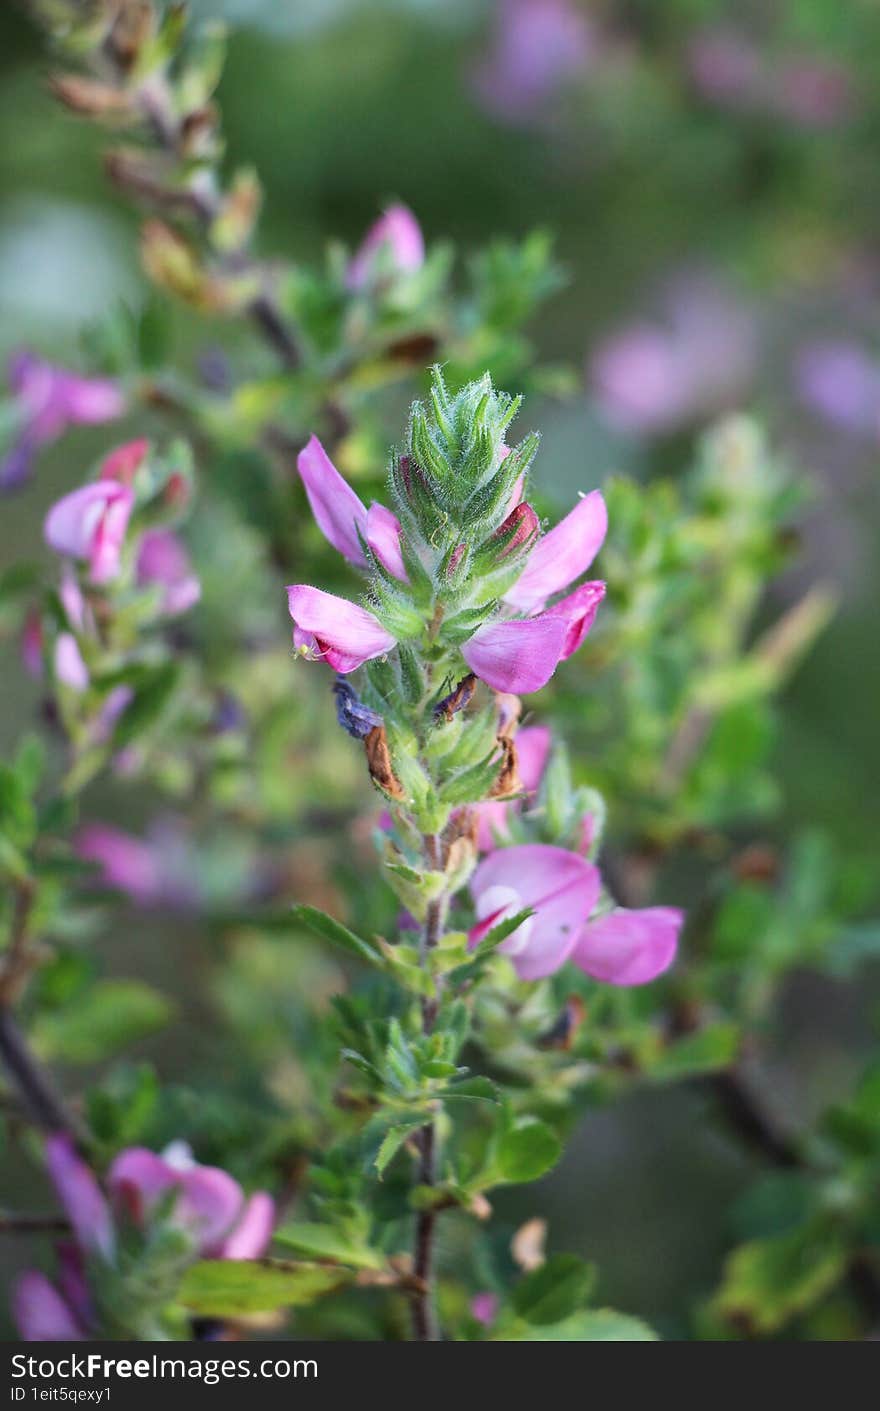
462 615 569 694
297 435 368 565
13 1272 85 1341
471 844 601 980
44 481 133 584
136 530 201 616
471 1291 499 1327
287 585 397 673
177 1165 244 1255
366 501 408 580
346 203 424 290
76 825 161 905
572 906 682 986
220 1192 275 1260
100 439 149 483
504 491 607 612
537 580 605 660
54 633 89 691
45 1134 114 1261
59 372 125 426
107 1147 178 1225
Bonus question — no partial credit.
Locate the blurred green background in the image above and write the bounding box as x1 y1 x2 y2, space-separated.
1 0 879 1337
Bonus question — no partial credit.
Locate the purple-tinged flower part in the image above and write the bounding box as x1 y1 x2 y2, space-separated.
687 29 761 110
12 1271 85 1341
218 1192 275 1261
297 435 407 580
591 325 689 434
287 585 397 674
298 434 369 565
99 438 149 486
58 565 89 634
136 529 201 616
794 340 880 436
365 501 408 580
591 280 756 434
107 1145 270 1259
54 1241 93 1330
472 0 595 123
470 843 601 980
576 811 596 855
54 633 89 691
775 56 854 129
536 579 606 660
504 490 607 613
0 353 124 493
471 1291 499 1327
571 906 682 986
45 1135 115 1262
462 614 570 694
44 480 135 585
92 685 135 746
346 203 425 291
333 677 384 739
490 501 540 558
473 724 552 852
76 824 163 905
21 611 43 678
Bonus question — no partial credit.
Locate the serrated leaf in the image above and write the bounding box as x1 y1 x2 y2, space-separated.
375 1122 423 1177
178 1259 347 1316
290 904 381 965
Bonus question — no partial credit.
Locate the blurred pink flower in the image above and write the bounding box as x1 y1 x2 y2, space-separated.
1 352 124 492
472 0 596 123
472 724 552 851
136 529 201 616
688 29 856 130
346 204 424 290
591 279 756 434
44 478 134 584
795 339 880 437
471 1291 499 1326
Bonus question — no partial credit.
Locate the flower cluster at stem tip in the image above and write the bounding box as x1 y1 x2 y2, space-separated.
287 370 683 988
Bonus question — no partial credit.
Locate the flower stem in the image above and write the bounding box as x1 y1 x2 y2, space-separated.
411 833 446 1341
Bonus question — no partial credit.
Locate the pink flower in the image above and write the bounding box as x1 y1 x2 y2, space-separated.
297 435 407 579
460 615 572 695
591 279 755 435
470 843 601 980
572 907 682 986
107 1144 274 1259
1 352 124 492
44 479 134 584
76 824 163 905
472 0 596 123
45 1135 115 1262
346 204 424 290
503 491 607 613
287 585 398 673
469 844 682 984
795 340 880 437
13 1271 86 1341
471 1291 499 1326
136 529 201 616
54 633 89 691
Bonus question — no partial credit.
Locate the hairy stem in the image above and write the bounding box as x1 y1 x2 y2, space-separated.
0 1008 81 1138
410 832 446 1342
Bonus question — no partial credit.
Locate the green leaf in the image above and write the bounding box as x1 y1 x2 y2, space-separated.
649 1023 741 1081
472 908 533 960
714 1226 848 1334
111 661 182 750
0 764 37 852
290 904 381 965
375 1122 422 1177
273 1222 383 1271
513 1254 597 1326
178 1259 346 1316
514 1309 659 1341
33 980 174 1064
496 1117 562 1183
